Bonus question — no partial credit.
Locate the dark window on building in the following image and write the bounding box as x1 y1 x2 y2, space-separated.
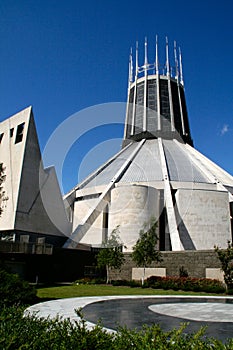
126 87 135 138
179 87 190 135
160 79 170 120
76 193 101 201
15 123 25 144
135 81 144 133
10 128 14 138
171 81 182 134
147 79 158 133
0 133 4 144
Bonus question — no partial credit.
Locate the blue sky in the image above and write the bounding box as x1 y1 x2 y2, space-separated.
0 0 232 193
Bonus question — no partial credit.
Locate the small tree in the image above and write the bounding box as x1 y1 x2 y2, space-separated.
97 226 125 284
132 217 162 285
215 241 233 292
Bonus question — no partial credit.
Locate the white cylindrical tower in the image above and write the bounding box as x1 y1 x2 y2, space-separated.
108 185 159 251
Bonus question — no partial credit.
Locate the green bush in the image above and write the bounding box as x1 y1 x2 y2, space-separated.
111 279 129 286
74 277 92 284
179 266 189 277
0 306 232 349
74 277 106 285
215 241 233 293
146 276 226 294
0 307 113 350
128 280 141 288
105 276 225 293
111 280 141 288
227 288 233 295
0 269 37 307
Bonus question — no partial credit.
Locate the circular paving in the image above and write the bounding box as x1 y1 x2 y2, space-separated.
26 295 233 343
148 302 233 322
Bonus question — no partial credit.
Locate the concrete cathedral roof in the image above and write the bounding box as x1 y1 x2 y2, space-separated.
70 138 233 193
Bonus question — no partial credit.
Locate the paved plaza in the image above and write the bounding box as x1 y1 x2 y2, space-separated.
26 295 233 342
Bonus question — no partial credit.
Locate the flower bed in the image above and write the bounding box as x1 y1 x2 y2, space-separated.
145 276 226 293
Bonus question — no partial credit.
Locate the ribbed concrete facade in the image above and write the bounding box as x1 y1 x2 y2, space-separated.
64 39 233 252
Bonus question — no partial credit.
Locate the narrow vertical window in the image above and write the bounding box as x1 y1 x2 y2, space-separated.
0 133 4 144
15 123 25 144
10 128 14 138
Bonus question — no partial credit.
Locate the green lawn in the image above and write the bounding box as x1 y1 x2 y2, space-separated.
37 284 224 300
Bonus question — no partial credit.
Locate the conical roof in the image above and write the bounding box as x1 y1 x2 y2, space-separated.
72 137 233 192
64 39 233 251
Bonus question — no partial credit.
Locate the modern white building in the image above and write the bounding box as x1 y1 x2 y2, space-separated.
0 39 232 255
0 106 70 248
64 39 233 252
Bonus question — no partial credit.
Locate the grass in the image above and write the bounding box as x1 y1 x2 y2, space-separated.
36 284 225 300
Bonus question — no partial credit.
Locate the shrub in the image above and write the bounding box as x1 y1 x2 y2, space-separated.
74 277 106 285
0 306 232 349
111 280 141 288
0 269 37 307
91 278 106 284
146 275 226 294
227 288 233 295
0 307 114 349
179 266 189 277
111 279 129 286
215 242 233 293
128 280 141 288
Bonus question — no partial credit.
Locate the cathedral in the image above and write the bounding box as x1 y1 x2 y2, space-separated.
0 38 232 257
64 38 233 252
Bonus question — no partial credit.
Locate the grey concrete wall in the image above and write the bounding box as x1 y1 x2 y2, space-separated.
109 185 159 252
175 189 231 250
74 198 104 246
0 107 32 229
0 107 71 238
109 251 221 281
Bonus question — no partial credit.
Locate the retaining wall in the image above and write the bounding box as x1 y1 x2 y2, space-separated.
109 250 222 281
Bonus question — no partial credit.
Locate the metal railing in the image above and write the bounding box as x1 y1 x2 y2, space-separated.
0 241 53 255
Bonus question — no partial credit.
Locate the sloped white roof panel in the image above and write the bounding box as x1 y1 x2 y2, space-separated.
163 140 211 183
81 143 139 188
76 137 233 191
120 139 163 183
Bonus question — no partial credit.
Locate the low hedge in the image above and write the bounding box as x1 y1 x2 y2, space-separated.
74 277 106 285
145 276 226 293
111 276 225 293
1 306 232 349
112 279 141 288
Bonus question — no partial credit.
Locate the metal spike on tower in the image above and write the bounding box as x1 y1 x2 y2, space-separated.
63 36 233 254
123 37 192 148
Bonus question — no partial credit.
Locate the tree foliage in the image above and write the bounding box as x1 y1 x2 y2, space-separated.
97 226 125 283
215 241 233 292
131 217 162 285
132 217 162 268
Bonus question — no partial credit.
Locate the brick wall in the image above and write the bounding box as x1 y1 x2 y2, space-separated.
109 250 221 281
